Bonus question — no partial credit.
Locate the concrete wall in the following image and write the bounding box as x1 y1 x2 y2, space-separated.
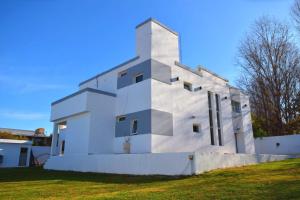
31 146 51 165
0 142 32 168
255 134 300 155
194 152 292 174
45 152 193 175
150 63 238 154
45 152 293 175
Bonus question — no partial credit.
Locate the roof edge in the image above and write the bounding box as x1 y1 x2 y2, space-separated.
51 88 116 106
136 18 179 36
197 66 229 82
79 56 140 86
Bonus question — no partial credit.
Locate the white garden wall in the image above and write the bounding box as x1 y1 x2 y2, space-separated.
255 134 300 155
45 152 293 175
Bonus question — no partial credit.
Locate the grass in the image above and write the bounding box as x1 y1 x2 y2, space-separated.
0 159 300 200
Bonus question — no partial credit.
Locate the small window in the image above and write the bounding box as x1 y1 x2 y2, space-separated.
119 70 127 77
131 119 138 134
135 74 144 83
183 82 192 91
117 116 126 122
231 101 241 113
58 121 67 133
193 124 200 133
60 140 65 155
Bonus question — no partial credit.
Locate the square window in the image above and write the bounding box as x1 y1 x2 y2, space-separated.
131 119 138 134
117 116 126 122
119 70 127 77
193 124 200 133
231 101 241 113
184 82 192 91
135 74 144 83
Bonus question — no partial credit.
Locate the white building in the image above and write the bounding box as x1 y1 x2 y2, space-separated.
45 18 286 175
0 139 32 168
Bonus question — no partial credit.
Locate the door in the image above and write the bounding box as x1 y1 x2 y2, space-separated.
18 147 28 166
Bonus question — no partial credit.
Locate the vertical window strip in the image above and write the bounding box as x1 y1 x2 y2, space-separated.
215 94 222 146
208 91 215 145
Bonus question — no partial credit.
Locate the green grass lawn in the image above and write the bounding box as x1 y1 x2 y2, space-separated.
1 159 300 200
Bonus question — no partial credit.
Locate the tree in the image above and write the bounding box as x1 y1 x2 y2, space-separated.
292 0 300 32
237 17 300 136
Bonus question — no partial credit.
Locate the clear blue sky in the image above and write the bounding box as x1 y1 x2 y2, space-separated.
0 0 295 134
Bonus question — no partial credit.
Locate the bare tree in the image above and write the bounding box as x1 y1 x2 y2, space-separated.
292 0 300 32
237 17 300 136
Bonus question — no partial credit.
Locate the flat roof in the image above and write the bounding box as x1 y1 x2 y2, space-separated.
136 18 179 36
79 56 139 86
51 87 117 106
197 66 228 82
0 139 32 145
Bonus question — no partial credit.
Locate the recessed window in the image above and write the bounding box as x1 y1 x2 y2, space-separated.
231 101 241 113
58 121 67 133
117 116 126 122
183 82 192 91
119 70 127 77
131 119 138 134
60 140 65 155
135 74 144 83
193 124 200 133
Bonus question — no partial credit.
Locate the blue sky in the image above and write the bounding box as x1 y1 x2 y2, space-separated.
0 0 295 134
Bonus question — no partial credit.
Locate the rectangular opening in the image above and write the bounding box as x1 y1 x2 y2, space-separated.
215 94 223 146
58 121 67 133
116 116 126 122
60 140 65 155
208 91 215 145
118 70 127 78
231 100 241 113
18 147 28 166
193 124 200 133
131 119 138 135
135 74 144 83
183 82 192 91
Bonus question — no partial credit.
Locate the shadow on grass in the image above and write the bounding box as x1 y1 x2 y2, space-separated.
0 167 187 184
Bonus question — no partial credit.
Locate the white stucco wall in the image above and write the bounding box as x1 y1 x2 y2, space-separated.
0 140 32 168
62 113 91 156
113 134 152 154
255 134 300 155
88 92 116 154
45 152 193 175
31 146 51 165
150 64 237 154
45 151 293 175
116 79 151 115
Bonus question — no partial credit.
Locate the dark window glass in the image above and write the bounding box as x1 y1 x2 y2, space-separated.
215 94 222 146
231 101 241 113
184 82 192 91
131 120 138 134
135 74 143 83
61 140 65 155
193 124 200 133
117 116 126 122
208 91 215 145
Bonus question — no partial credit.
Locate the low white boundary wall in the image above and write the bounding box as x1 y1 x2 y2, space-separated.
194 152 292 174
44 152 294 175
45 152 193 175
255 134 300 155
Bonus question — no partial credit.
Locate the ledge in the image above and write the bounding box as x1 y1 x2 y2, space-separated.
51 88 116 106
79 56 140 86
136 18 179 36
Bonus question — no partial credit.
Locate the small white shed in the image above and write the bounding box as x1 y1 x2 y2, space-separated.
0 139 32 168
